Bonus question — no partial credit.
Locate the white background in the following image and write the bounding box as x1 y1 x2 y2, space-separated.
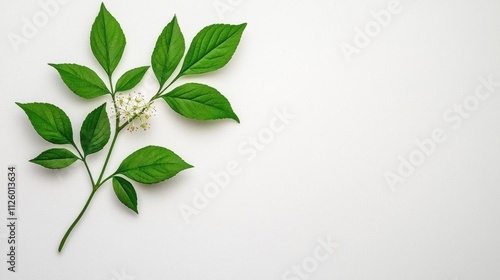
1 0 500 279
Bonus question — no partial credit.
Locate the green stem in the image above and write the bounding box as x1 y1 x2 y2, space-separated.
59 74 120 252
95 76 120 188
59 72 180 252
73 144 95 186
96 118 120 188
58 188 97 252
100 174 115 186
108 75 115 95
156 74 180 98
81 158 95 186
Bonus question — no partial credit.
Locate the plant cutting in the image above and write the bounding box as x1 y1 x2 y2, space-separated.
17 3 246 252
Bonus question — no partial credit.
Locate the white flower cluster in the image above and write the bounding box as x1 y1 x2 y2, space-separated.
115 92 156 132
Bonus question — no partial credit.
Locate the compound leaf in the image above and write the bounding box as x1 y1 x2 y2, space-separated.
49 63 109 99
162 83 239 122
80 103 110 156
180 23 246 76
116 146 192 184
112 176 138 214
90 3 126 76
152 16 185 87
17 102 74 145
116 66 149 92
30 148 78 169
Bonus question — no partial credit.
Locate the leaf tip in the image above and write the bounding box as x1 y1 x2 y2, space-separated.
15 102 29 112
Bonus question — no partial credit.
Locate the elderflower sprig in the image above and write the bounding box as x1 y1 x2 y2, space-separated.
17 2 245 253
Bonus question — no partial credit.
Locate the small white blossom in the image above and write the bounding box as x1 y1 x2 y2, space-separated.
115 92 156 132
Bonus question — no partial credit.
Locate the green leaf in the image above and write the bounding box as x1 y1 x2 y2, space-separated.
49 63 109 99
116 146 192 184
112 176 138 214
17 102 74 145
151 15 185 87
180 23 247 76
80 103 110 156
162 83 239 122
90 3 126 76
30 148 78 169
116 66 150 92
